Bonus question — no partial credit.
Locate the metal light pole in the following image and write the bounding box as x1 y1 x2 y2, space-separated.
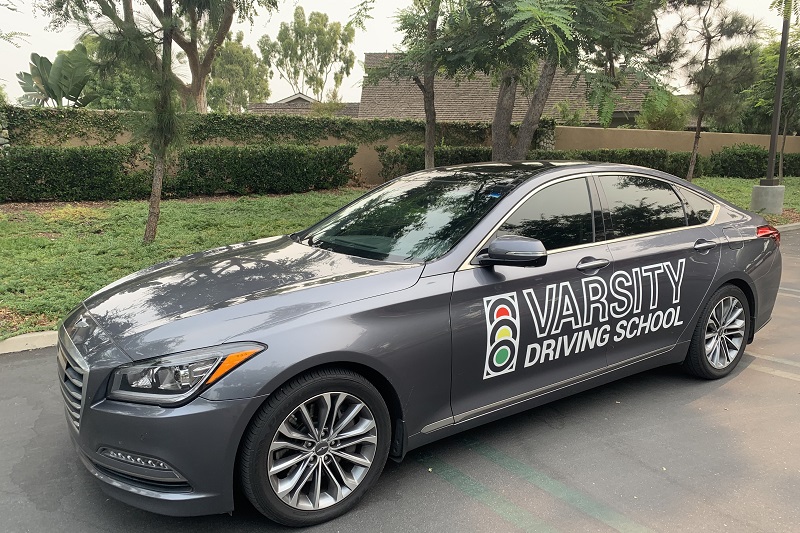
763 1 792 186
752 0 791 213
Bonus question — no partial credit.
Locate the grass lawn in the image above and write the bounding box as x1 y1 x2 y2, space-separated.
1 178 798 340
0 189 363 340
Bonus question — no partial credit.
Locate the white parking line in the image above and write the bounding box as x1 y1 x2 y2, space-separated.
779 286 800 294
747 352 800 369
749 364 800 383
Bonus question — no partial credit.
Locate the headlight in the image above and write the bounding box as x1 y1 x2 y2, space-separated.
108 342 265 406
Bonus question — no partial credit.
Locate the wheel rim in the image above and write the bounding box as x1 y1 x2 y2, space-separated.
705 296 746 369
267 392 378 511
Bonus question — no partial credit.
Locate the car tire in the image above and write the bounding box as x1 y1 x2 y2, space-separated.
684 284 750 379
240 368 391 527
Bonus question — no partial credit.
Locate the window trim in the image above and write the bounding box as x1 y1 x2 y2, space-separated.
459 171 720 272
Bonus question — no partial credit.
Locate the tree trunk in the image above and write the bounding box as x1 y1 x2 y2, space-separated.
492 69 519 161
421 0 441 169
144 0 173 244
192 75 208 113
779 116 789 181
423 78 436 169
144 152 165 243
511 59 558 160
686 111 703 182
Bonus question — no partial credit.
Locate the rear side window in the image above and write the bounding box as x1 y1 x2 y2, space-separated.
678 187 715 226
498 178 594 251
599 175 686 239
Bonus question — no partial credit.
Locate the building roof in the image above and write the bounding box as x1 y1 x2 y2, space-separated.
274 93 318 104
247 98 360 118
360 53 651 125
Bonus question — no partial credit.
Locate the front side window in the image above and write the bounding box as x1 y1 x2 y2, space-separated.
599 175 686 239
497 178 594 251
301 169 539 263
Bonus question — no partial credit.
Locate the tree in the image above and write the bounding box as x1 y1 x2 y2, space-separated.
635 88 689 131
746 36 800 178
1 1 27 46
679 0 760 180
37 0 278 111
441 0 684 161
80 35 152 110
88 1 180 244
207 31 271 113
395 0 444 169
16 44 97 107
258 6 356 102
0 84 8 104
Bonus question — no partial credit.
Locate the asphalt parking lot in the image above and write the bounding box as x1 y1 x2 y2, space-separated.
1 232 798 533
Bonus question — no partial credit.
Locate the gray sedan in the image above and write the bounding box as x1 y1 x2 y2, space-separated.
57 162 781 526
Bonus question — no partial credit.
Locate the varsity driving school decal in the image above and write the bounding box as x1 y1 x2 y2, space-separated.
482 259 686 380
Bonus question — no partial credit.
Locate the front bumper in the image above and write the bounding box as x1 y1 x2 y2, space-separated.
58 311 268 517
68 393 266 516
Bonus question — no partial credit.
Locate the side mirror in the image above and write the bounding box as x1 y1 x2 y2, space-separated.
476 235 548 268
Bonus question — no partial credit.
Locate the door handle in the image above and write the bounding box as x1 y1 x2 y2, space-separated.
576 258 611 271
694 239 718 252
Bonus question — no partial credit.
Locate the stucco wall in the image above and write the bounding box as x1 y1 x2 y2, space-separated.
555 126 800 155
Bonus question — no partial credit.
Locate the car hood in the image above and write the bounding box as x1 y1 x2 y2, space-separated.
83 235 422 360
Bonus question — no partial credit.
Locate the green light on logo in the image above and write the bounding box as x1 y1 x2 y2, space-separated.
494 347 510 366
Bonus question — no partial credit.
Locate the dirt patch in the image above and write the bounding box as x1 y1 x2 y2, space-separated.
0 201 113 215
0 308 55 332
780 208 800 224
35 232 62 240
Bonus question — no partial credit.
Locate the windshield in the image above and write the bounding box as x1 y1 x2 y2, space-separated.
300 167 535 263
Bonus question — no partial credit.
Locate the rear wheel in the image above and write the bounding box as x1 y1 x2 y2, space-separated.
685 284 750 379
240 368 391 527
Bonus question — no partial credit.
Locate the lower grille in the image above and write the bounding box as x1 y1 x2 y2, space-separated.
57 334 88 431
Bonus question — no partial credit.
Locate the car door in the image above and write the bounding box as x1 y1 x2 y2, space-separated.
450 176 614 420
595 173 722 366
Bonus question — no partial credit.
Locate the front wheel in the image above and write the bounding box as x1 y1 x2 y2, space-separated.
239 368 391 527
684 284 750 379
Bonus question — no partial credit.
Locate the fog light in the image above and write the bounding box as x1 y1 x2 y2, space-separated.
98 447 172 471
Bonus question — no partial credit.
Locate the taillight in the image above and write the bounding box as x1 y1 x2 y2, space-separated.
756 225 781 245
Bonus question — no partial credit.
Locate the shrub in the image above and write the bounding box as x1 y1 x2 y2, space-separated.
378 146 708 181
782 153 800 178
0 145 145 201
664 152 704 179
376 145 492 181
174 144 357 196
708 144 770 178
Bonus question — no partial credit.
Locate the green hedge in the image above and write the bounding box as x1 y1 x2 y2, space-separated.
376 145 493 181
0 145 148 202
377 145 704 180
1 105 556 150
173 144 357 196
0 144 357 201
708 144 769 178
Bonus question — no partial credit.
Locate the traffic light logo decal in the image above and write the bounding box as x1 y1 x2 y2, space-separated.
483 293 520 379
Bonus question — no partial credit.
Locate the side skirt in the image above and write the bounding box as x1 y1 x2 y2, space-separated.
405 342 688 454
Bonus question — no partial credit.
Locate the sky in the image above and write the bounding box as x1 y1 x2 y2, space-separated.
0 0 786 104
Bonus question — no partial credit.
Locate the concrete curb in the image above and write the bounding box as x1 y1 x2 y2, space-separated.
776 222 800 232
2 225 799 357
0 331 58 355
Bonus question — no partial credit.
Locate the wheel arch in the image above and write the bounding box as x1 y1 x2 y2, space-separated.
714 275 757 343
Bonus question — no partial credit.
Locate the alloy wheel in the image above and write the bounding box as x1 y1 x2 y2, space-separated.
704 296 746 369
267 392 378 511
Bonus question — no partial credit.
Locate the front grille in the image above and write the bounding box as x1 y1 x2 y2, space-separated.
57 334 88 431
